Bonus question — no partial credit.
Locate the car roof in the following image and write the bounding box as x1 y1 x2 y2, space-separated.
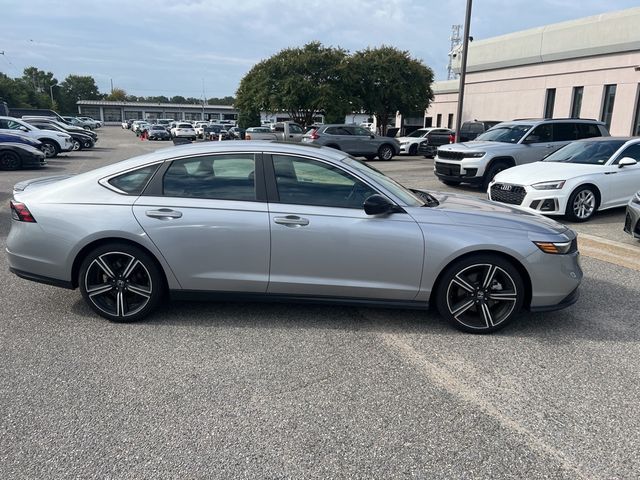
574 136 637 142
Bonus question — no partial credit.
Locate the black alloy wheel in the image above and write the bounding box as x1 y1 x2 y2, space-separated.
79 243 164 322
378 144 394 161
0 151 21 170
436 254 524 333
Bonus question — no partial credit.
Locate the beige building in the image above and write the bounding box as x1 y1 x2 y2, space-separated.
425 7 640 136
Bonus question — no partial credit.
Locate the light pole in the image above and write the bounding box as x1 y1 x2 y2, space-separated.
49 84 58 109
454 0 473 142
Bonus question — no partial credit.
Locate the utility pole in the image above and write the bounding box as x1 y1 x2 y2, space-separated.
110 78 114 94
454 0 473 142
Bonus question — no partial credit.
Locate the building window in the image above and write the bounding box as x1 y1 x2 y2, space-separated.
601 84 616 130
79 107 100 119
436 114 442 127
124 110 142 120
544 88 556 118
103 108 122 122
570 87 583 118
632 85 640 136
447 113 454 129
424 117 433 127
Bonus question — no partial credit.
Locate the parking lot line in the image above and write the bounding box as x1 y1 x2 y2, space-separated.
578 234 640 271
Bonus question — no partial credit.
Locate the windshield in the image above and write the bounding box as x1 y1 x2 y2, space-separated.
342 157 424 206
406 129 428 138
475 124 532 143
543 140 625 165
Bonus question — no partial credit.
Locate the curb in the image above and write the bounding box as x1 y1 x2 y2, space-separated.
578 233 640 271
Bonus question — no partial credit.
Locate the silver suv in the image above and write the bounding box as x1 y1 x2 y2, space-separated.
302 124 400 160
435 119 610 189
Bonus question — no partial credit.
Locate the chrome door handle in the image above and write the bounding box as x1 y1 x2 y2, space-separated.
274 215 309 227
145 208 182 219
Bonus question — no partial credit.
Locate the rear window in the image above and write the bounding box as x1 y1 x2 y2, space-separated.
108 164 160 195
178 123 192 128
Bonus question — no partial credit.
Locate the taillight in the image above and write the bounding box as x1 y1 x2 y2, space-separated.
10 201 37 222
449 134 456 143
309 129 319 140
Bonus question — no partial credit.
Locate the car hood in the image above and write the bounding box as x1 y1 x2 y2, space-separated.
410 190 569 236
493 161 608 185
439 141 514 152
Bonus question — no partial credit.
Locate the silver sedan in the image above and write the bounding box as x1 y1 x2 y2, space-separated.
7 142 582 333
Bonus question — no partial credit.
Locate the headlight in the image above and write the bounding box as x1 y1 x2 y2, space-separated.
533 240 575 254
532 180 566 190
632 192 640 204
464 152 485 158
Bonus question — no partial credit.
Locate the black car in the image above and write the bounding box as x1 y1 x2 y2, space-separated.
0 142 46 170
457 120 502 142
202 125 230 140
147 125 171 140
25 120 95 150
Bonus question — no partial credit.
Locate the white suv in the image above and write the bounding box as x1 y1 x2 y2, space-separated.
435 119 610 189
171 122 196 140
0 116 73 158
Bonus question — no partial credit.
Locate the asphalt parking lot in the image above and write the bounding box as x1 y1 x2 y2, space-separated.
1 127 639 479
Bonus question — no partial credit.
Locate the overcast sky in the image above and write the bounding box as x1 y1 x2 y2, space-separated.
1 0 638 98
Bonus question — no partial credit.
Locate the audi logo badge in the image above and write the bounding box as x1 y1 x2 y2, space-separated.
499 184 513 191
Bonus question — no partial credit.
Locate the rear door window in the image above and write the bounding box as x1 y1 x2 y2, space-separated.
577 123 601 139
553 123 579 142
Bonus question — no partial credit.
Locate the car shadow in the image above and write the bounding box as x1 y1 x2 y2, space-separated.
65 275 640 342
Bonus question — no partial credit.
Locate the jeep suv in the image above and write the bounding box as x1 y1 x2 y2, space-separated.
434 119 610 189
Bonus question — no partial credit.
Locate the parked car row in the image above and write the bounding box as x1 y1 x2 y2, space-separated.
0 114 100 170
122 118 244 142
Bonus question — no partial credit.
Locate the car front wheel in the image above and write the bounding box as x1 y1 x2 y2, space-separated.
436 254 524 333
378 144 394 161
566 186 598 222
0 151 21 170
40 140 58 158
79 243 164 322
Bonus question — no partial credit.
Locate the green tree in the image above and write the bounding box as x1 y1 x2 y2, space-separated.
349 46 434 135
237 108 261 129
58 75 102 114
207 96 235 106
235 41 349 127
0 73 32 107
105 88 127 101
170 95 186 104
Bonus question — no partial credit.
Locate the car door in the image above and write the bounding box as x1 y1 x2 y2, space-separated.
351 126 378 155
519 123 560 164
132 153 271 292
265 154 424 300
606 143 640 207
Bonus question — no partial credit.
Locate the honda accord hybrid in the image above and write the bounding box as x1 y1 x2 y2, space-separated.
7 142 582 333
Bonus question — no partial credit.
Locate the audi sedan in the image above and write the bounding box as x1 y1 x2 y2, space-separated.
489 137 640 222
7 142 582 333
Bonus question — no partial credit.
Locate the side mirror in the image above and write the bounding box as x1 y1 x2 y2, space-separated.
522 135 539 144
618 157 638 167
363 194 404 215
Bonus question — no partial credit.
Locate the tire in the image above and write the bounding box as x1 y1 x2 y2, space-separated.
40 140 59 158
441 179 461 187
565 186 598 222
0 150 21 170
78 243 165 323
72 139 81 151
408 144 418 155
436 254 524 333
365 155 376 161
83 141 92 149
482 161 509 190
378 144 395 161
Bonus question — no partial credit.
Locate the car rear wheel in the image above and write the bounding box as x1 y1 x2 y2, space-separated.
0 151 21 170
566 186 597 222
436 254 524 333
79 243 164 323
378 144 394 161
40 140 58 158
